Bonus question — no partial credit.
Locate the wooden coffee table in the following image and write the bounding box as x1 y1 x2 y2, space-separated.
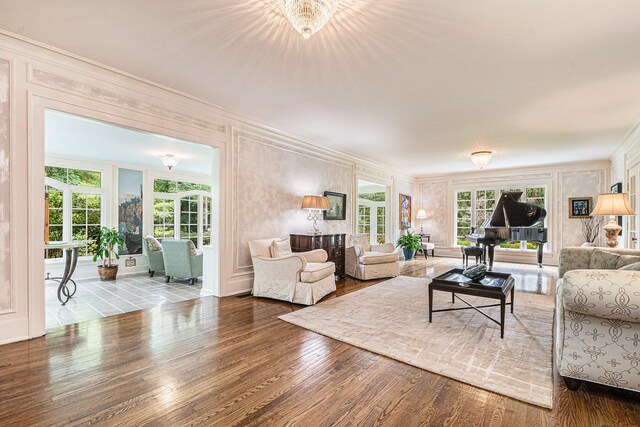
428 268 514 338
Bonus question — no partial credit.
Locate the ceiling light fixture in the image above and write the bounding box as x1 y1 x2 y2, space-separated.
280 0 341 39
470 151 493 170
160 154 179 170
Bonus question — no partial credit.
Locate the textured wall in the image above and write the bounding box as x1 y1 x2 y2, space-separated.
558 169 606 248
417 181 448 246
0 59 10 311
235 134 353 270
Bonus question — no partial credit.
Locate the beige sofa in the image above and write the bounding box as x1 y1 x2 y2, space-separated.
248 238 336 305
555 246 640 391
346 234 400 280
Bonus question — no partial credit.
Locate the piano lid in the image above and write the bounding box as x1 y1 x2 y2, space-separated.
489 191 547 228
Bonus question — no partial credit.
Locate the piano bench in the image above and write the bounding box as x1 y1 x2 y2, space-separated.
462 246 484 268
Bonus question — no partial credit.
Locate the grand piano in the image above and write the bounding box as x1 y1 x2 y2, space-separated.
465 191 548 270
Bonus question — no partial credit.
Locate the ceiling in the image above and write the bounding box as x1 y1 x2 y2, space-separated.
3 0 640 175
45 110 213 175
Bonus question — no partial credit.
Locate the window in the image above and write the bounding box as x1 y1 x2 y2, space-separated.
456 191 472 246
455 187 547 251
71 193 101 256
45 186 64 259
152 178 213 248
180 195 199 245
153 198 175 239
44 166 104 259
358 191 386 244
357 205 371 235
202 196 212 246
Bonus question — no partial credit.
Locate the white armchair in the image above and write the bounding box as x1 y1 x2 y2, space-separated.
346 234 400 280
248 238 336 305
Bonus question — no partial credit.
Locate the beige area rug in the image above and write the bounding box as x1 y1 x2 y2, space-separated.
279 276 555 408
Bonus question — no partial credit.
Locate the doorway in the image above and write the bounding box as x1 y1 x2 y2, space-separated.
356 179 390 245
42 110 219 328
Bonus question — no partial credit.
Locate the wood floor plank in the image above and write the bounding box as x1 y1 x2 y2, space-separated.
0 257 639 426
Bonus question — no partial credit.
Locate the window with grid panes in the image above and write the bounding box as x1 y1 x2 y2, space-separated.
153 198 175 239
456 191 472 246
180 195 199 245
71 192 102 256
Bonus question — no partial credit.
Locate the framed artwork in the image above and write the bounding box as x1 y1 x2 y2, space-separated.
323 191 346 220
118 168 144 255
611 182 622 194
399 194 412 229
569 197 592 219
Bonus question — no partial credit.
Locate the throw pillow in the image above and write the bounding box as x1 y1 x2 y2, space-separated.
270 239 292 258
350 234 370 252
187 240 199 256
145 236 162 252
616 255 640 269
619 261 640 271
589 249 620 270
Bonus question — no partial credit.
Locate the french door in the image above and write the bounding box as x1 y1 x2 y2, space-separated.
629 165 639 249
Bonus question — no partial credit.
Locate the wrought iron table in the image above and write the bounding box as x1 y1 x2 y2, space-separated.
45 242 84 305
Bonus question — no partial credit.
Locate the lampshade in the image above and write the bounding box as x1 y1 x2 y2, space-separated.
160 154 179 170
470 151 493 170
416 209 427 220
301 195 330 210
591 193 635 216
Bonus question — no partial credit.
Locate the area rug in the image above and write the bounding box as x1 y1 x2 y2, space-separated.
279 276 554 408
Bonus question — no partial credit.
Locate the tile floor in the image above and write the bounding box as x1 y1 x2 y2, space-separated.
45 274 203 329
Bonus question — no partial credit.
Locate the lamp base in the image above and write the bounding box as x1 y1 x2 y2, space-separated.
603 215 622 248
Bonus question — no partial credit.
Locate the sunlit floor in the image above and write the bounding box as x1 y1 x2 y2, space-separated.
45 273 203 329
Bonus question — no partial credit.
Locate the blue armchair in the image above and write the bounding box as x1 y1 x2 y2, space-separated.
161 240 203 285
143 236 165 277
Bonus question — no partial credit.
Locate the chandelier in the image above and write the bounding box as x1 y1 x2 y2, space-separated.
160 154 179 170
470 151 493 170
280 0 341 39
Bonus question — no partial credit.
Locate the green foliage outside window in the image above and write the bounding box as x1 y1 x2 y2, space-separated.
45 166 101 187
154 178 211 193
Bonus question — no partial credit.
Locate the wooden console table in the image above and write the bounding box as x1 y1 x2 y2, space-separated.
290 233 346 278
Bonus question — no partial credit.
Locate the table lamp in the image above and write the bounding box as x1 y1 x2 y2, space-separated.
301 195 330 235
591 193 635 247
416 209 427 234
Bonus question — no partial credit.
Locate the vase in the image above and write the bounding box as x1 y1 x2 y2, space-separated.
403 248 415 260
581 242 596 248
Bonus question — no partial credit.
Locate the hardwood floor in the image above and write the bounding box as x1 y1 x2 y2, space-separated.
1 257 639 426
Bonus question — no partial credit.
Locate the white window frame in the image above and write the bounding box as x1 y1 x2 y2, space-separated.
453 185 549 253
44 175 106 259
150 175 213 249
357 198 386 245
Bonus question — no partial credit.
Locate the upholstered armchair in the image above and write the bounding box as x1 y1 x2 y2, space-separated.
248 238 336 305
143 236 165 277
556 247 640 392
161 240 203 285
345 234 400 280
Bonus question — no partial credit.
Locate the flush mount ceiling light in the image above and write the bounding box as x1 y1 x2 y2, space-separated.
279 0 341 39
160 154 179 170
470 151 493 170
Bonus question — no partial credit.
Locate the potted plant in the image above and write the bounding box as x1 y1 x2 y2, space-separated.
396 232 422 260
93 226 125 281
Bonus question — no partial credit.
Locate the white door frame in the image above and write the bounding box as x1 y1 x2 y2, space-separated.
27 94 225 338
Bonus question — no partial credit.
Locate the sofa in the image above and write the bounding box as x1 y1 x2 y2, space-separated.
345 234 400 280
555 246 640 392
249 238 336 305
